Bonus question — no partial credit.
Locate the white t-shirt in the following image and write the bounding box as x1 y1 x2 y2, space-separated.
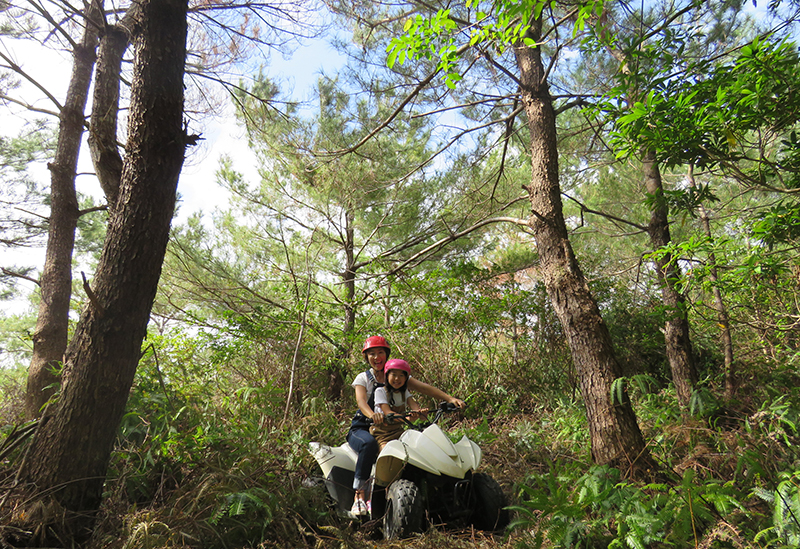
374 386 413 412
352 370 380 400
351 370 413 406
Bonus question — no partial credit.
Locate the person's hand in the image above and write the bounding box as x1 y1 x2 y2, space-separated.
410 409 430 421
448 397 466 409
371 412 385 425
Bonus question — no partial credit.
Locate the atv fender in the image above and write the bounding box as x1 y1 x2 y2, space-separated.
309 442 357 478
454 435 482 471
376 426 477 483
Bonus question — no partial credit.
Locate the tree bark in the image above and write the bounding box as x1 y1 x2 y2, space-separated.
25 1 104 419
643 150 699 408
87 2 143 209
331 208 356 401
88 15 128 209
514 23 651 472
17 0 189 536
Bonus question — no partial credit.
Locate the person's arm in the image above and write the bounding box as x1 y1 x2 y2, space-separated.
378 403 394 415
407 395 428 420
375 388 398 422
407 377 466 408
354 384 384 424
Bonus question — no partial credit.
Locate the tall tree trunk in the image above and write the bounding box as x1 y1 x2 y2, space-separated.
591 12 698 409
643 150 699 407
342 209 356 344
686 164 735 399
25 1 104 420
330 208 356 401
384 280 392 327
514 23 651 472
88 4 142 210
16 0 189 539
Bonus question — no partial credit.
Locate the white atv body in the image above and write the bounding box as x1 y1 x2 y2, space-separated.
308 406 508 539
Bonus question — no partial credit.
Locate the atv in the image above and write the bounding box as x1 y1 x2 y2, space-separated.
308 402 509 539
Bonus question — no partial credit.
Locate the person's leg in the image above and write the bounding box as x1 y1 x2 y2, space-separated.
347 428 378 489
347 428 378 514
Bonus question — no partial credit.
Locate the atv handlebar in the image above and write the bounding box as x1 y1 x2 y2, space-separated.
367 401 462 429
438 401 460 412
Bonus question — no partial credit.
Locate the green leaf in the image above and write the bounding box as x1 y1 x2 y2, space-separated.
617 110 646 126
534 0 546 19
611 377 626 405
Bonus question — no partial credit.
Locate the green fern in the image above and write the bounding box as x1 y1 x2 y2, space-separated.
511 461 754 549
703 480 746 515
772 471 800 545
210 487 275 526
610 374 659 405
510 465 598 547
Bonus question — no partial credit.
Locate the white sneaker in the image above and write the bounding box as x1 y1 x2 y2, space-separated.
350 499 368 516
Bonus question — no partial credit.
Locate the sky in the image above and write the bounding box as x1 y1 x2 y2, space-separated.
1 25 346 316
178 36 347 221
6 35 343 217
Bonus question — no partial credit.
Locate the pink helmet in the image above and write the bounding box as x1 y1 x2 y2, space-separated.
384 359 411 376
362 335 391 357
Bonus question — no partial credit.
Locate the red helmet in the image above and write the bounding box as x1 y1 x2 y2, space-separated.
384 359 410 376
362 335 390 356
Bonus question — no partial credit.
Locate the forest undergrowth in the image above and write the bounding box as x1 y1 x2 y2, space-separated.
3 353 800 549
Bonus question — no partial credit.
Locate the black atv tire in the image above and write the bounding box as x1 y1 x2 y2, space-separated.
470 472 509 531
383 479 424 539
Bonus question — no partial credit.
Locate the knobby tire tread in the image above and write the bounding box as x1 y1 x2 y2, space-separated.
384 479 423 539
471 472 509 531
